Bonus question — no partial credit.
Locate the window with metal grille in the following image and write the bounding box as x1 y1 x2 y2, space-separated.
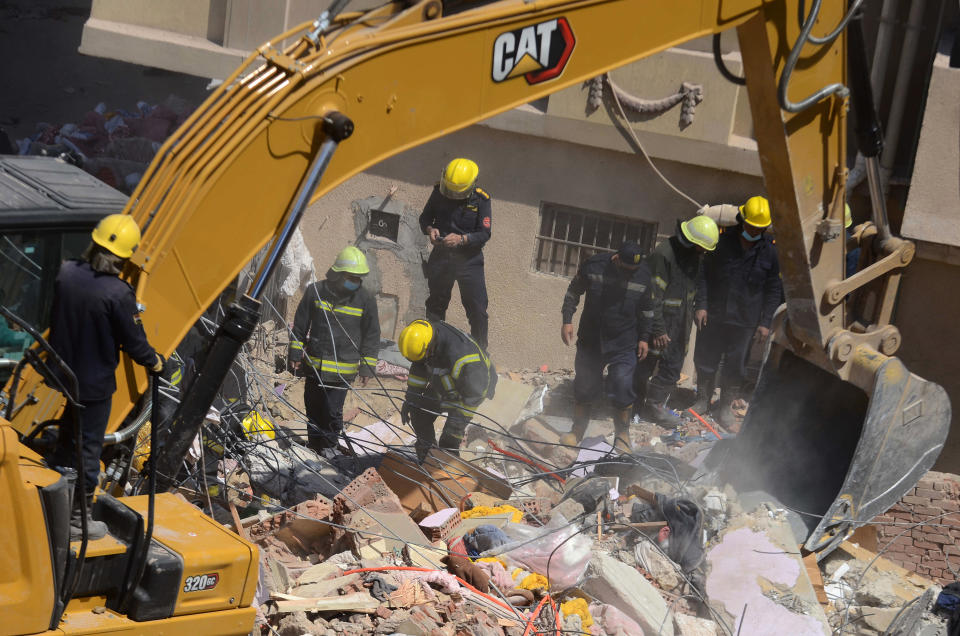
533 202 658 277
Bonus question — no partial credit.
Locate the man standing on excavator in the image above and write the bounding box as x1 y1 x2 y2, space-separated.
47 214 164 540
288 246 380 456
634 215 719 428
559 242 655 452
419 158 492 349
397 318 497 462
692 196 781 429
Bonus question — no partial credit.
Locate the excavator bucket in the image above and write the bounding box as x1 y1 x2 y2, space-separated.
712 346 950 558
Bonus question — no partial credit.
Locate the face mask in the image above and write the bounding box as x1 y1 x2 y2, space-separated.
741 229 762 242
342 278 361 291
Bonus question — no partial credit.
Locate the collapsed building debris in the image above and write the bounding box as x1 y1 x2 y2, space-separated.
139 319 958 635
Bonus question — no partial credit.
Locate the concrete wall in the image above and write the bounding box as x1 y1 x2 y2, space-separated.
299 124 761 370
896 258 960 472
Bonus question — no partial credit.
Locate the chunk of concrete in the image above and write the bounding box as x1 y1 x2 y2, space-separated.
582 552 674 636
705 520 831 635
636 540 682 591
674 613 718 636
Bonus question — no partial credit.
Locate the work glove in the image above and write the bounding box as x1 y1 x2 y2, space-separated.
150 353 165 375
401 401 415 427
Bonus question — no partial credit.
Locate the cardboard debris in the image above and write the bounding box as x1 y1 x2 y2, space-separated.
378 449 512 517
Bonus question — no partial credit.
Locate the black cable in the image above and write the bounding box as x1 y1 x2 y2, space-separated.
712 33 745 86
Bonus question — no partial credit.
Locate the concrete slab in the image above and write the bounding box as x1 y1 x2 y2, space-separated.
474 377 535 433
705 520 831 635
582 552 675 636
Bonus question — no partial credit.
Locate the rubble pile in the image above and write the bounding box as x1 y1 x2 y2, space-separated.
154 322 956 635
12 95 195 193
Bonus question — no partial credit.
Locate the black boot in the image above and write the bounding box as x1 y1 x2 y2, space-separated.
612 407 633 453
690 372 715 416
438 419 468 457
70 494 108 541
560 403 591 447
640 396 684 430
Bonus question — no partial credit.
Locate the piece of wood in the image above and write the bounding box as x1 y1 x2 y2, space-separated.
271 591 380 614
229 502 248 541
801 550 829 607
848 524 879 552
624 521 668 530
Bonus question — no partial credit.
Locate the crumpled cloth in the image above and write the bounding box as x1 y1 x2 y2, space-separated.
464 524 510 557
394 568 461 594
363 574 398 601
475 559 514 590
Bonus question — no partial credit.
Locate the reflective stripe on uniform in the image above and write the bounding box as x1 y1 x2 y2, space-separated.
452 353 481 379
440 374 455 392
641 310 655 318
314 299 364 317
305 356 359 373
654 276 668 290
170 368 183 386
363 356 378 367
408 374 428 388
290 340 304 350
440 398 473 417
663 298 682 307
626 282 647 293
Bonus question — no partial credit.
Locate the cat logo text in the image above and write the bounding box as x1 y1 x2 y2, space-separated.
491 17 575 85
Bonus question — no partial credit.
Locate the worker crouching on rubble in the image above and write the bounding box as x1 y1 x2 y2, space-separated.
692 195 782 429
47 214 164 540
559 242 655 452
289 246 380 456
398 319 497 462
634 215 719 428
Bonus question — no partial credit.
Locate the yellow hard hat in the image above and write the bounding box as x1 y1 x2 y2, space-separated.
398 319 433 362
439 158 478 200
681 215 719 251
91 213 141 258
844 203 852 229
739 196 772 228
330 246 369 275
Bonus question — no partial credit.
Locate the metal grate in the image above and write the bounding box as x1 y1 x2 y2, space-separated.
533 202 658 277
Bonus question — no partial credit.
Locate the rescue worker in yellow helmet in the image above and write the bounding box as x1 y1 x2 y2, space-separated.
288 246 380 456
634 215 719 428
398 318 497 462
419 158 492 349
47 213 164 540
692 196 781 429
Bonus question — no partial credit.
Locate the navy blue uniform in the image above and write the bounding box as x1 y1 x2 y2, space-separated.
635 236 702 405
405 320 497 453
694 229 781 387
47 260 158 490
289 279 380 450
419 185 492 349
562 254 655 409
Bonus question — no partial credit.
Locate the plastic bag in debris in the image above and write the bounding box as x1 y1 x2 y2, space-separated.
486 512 592 589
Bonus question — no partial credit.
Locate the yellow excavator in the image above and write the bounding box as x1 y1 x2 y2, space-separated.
0 0 950 633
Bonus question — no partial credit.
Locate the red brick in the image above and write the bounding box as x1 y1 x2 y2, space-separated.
902 495 932 506
926 533 954 544
887 542 906 553
923 558 949 569
929 568 944 579
904 546 923 555
939 501 959 512
899 553 922 564
914 506 943 518
944 545 960 556
914 540 940 550
890 511 913 521
889 503 910 513
915 488 939 500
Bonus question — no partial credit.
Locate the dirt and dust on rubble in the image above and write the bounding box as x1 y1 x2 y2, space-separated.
171 321 958 636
